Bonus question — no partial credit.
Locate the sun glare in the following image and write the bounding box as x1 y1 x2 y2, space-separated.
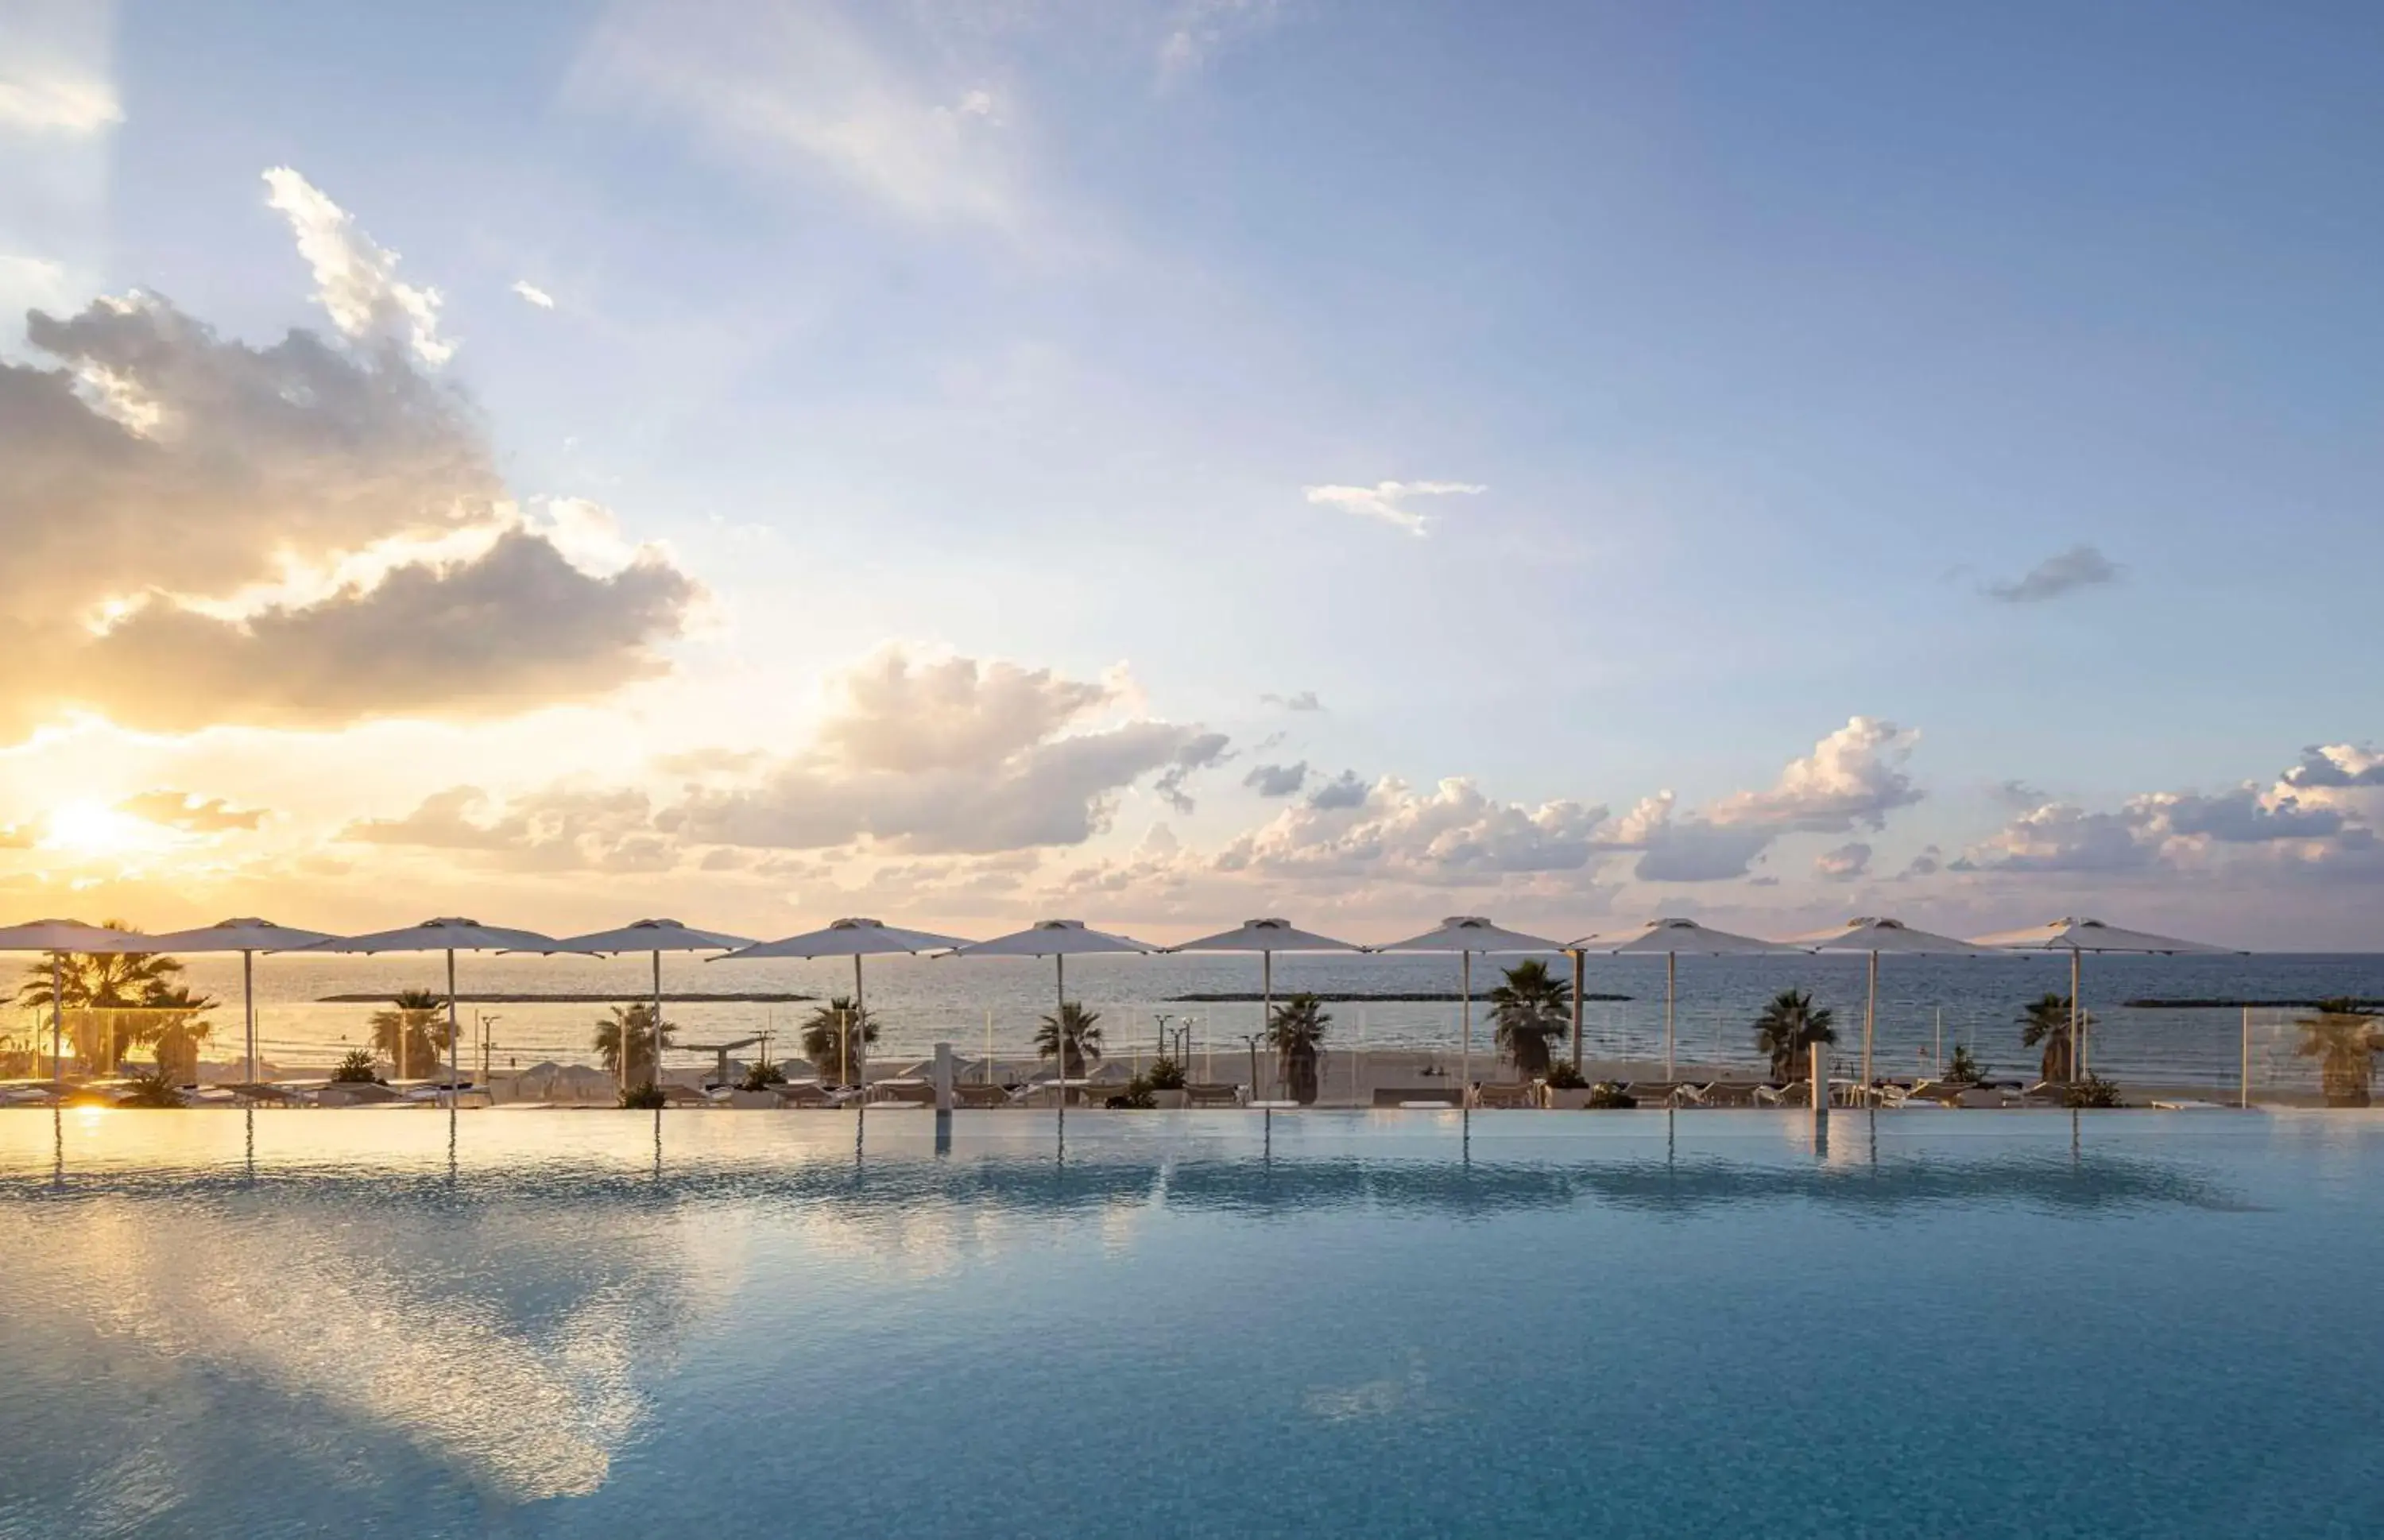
41 799 162 857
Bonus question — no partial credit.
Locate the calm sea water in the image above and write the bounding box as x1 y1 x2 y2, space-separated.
13 950 2381 1091
3 1109 2380 1538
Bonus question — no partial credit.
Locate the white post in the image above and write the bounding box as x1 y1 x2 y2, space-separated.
1664 952 1676 1083
1460 951 1473 1107
244 950 257 1085
2239 1004 2250 1110
1055 953 1066 1134
853 954 866 1093
50 953 62 1081
1810 1039 1825 1128
985 1008 994 1085
445 949 459 1110
934 1042 954 1112
2070 950 2084 1081
1569 948 1585 1071
1934 1008 1943 1077
1863 950 1878 1088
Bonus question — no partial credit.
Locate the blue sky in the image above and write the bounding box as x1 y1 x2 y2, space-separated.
2 0 2380 943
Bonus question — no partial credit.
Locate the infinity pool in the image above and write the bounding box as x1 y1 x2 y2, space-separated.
4 1109 2380 1538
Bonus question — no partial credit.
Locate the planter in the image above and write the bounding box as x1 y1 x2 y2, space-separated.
726 1089 782 1109
1545 1086 1593 1110
1148 1088 1189 1109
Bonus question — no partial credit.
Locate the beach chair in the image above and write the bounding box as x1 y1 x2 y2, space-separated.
771 1081 834 1109
1699 1081 1761 1108
1471 1082 1538 1109
1184 1083 1244 1108
1666 1083 1713 1109
950 1082 1014 1109
1372 1087 1460 1108
869 1081 938 1107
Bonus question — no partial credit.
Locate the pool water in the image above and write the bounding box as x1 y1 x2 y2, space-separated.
4 1109 2382 1538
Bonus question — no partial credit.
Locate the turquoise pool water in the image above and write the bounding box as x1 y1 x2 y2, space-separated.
4 1109 2381 1537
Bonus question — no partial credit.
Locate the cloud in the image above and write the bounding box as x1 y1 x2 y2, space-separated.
1610 794 1774 883
1306 769 1368 811
1217 776 1608 885
1260 690 1324 712
0 285 699 740
70 530 696 732
262 168 452 366
1899 845 1943 879
1983 544 2120 604
1244 761 1307 798
1814 842 1872 881
1960 750 2377 879
1158 0 1285 81
2280 744 2384 790
1302 480 1484 537
0 69 120 134
344 785 670 874
1706 717 1923 834
118 791 268 834
663 647 1229 854
1993 778 2047 808
572 0 1023 230
510 281 556 310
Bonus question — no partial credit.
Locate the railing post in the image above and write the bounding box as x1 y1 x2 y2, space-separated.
1810 1040 1826 1128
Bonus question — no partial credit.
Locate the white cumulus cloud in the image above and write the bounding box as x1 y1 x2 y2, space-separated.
262 167 453 366
510 280 555 310
1302 480 1484 537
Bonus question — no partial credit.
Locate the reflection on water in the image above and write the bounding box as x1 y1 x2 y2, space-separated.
0 1109 2372 1539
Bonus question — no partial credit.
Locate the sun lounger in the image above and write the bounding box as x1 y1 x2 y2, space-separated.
1471 1082 1538 1109
1185 1083 1245 1108
950 1082 1015 1109
1372 1087 1460 1108
771 1081 835 1108
869 1081 938 1106
1698 1081 1763 1108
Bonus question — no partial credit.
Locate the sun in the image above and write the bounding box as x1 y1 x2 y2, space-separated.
40 799 164 857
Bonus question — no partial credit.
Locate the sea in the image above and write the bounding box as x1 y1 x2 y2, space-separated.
13 948 2380 1094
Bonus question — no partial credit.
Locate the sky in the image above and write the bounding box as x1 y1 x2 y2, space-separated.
1 0 2380 947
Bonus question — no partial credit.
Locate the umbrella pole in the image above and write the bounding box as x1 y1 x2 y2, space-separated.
244 950 257 1086
1460 951 1472 1105
1863 951 1878 1088
853 954 866 1093
1665 953 1676 1082
650 950 663 1092
445 949 459 1111
2071 950 2083 1081
1570 949 1585 1072
51 953 62 1082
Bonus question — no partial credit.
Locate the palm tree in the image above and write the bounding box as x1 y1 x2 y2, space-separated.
1035 1002 1104 1078
368 989 452 1079
593 1003 675 1087
14 922 184 1011
1488 958 1571 1078
2297 998 2382 1108
1267 993 1331 1105
1752 989 1837 1082
2018 993 2088 1083
15 922 186 1074
799 996 878 1085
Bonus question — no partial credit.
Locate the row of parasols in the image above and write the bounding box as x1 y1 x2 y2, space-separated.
2 913 2237 1100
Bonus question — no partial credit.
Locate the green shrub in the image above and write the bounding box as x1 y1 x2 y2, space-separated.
620 1083 668 1109
1544 1062 1589 1090
1944 1045 1985 1084
331 1049 383 1085
1106 1074 1156 1109
1145 1056 1188 1091
2062 1074 2123 1109
740 1060 788 1091
1587 1081 1637 1109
